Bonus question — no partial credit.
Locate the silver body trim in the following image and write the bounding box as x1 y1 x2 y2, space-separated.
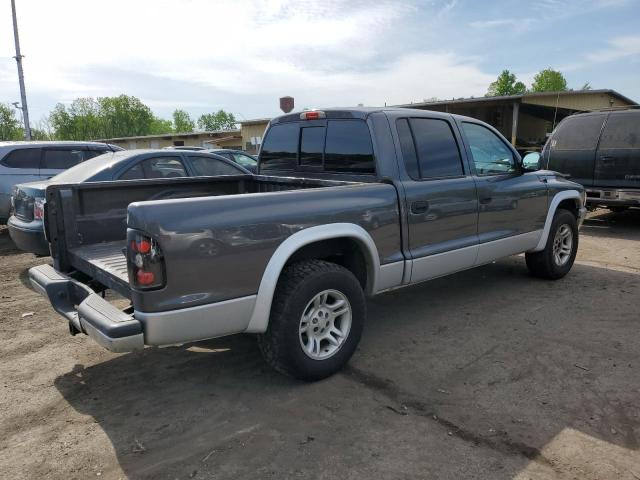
531 190 582 252
136 295 257 345
476 230 541 265
410 243 477 283
244 223 380 333
377 261 405 292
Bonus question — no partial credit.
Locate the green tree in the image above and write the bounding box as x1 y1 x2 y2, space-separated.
49 95 159 140
197 109 237 131
149 117 174 134
0 103 22 140
486 70 527 97
531 68 568 92
98 95 156 138
172 109 195 133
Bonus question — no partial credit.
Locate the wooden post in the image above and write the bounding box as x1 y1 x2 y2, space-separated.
511 101 519 147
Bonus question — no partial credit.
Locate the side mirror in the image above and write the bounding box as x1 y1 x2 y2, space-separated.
522 152 541 171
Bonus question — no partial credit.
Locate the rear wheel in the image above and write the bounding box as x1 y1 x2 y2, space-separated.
525 208 578 280
257 260 365 381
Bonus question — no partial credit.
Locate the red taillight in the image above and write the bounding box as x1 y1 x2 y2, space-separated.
34 198 45 220
130 238 151 253
300 111 325 120
136 270 155 285
127 230 165 290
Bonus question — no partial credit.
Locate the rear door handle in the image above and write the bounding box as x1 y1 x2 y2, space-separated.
410 200 430 214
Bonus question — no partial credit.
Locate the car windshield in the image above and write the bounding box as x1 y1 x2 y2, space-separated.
48 151 126 183
233 153 257 168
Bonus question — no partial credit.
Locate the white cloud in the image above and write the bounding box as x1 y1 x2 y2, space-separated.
585 35 640 62
0 0 495 119
562 34 640 71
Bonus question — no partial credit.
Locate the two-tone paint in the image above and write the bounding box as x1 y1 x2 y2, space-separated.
30 108 586 352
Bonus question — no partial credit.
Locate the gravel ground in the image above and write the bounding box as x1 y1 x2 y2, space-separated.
0 209 639 480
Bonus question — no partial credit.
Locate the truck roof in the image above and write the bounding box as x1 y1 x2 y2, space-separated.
270 107 476 124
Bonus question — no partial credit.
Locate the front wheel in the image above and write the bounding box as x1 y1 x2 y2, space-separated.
525 208 578 280
257 260 365 381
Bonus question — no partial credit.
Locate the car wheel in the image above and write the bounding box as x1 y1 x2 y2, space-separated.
525 208 578 280
257 260 365 381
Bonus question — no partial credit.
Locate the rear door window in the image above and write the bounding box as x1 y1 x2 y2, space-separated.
1 148 41 169
41 148 85 169
599 113 640 149
260 123 299 171
551 115 605 150
400 118 463 179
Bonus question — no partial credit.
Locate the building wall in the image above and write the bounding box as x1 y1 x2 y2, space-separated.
241 122 269 153
109 133 242 150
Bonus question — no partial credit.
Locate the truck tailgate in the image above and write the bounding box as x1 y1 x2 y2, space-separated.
69 240 129 297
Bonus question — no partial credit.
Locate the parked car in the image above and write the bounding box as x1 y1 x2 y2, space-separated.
206 149 258 172
30 108 586 380
523 108 640 211
0 141 122 223
164 146 258 171
9 149 251 255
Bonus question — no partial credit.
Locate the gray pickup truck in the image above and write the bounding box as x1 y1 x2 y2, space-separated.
30 108 587 380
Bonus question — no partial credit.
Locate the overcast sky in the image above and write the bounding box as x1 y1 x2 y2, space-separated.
1 0 639 125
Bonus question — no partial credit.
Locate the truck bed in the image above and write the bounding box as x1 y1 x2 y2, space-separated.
44 175 363 299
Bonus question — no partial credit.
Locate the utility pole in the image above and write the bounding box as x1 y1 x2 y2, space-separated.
11 0 31 140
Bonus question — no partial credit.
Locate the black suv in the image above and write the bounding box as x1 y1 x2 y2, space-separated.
538 108 640 211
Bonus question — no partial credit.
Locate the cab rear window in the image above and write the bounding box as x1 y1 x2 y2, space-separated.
260 120 375 174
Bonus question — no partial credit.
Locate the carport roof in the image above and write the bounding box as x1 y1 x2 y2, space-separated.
394 89 637 109
97 128 240 142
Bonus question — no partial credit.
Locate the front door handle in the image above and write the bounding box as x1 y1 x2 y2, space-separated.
479 197 492 205
410 200 430 214
600 156 614 164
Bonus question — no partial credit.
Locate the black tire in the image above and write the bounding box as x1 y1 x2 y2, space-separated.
257 260 365 381
608 206 629 213
525 208 578 280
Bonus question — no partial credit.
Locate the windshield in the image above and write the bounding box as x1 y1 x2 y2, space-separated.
232 153 258 168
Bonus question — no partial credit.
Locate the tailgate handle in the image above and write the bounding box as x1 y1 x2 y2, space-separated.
410 200 430 214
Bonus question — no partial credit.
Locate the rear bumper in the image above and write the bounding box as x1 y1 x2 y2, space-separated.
7 216 50 256
29 264 257 353
29 264 144 353
586 188 640 207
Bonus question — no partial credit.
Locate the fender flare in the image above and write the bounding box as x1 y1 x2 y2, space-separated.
244 223 380 333
531 189 582 252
